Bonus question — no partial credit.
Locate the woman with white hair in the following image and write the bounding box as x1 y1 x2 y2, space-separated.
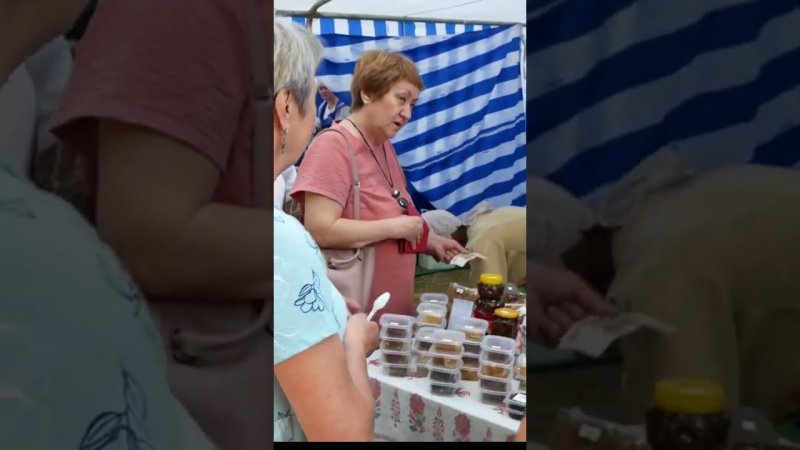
272 21 379 442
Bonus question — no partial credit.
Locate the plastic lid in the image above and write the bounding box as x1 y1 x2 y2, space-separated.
478 355 514 369
478 371 513 383
653 378 726 415
416 318 447 328
480 335 516 353
431 328 466 345
380 327 412 340
430 378 461 388
455 318 489 333
480 273 504 285
427 359 464 373
380 313 415 329
420 293 449 305
415 326 439 342
493 307 519 319
505 392 527 407
417 302 447 314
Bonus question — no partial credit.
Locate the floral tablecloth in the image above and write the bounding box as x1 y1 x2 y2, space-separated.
367 350 524 442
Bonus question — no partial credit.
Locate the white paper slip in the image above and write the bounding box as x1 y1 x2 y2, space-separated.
558 312 676 358
449 252 486 267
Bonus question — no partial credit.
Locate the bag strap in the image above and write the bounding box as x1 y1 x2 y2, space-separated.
314 127 362 221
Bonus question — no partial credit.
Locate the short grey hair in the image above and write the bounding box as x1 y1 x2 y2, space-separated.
274 21 323 116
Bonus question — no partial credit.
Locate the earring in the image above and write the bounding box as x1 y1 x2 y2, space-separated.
280 128 288 154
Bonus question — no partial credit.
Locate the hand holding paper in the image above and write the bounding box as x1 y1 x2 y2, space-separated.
449 252 486 267
558 312 675 358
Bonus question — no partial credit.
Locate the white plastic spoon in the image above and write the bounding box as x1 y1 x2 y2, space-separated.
367 292 391 321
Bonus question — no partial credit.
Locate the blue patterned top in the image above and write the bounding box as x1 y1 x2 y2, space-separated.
0 159 216 449
273 205 348 442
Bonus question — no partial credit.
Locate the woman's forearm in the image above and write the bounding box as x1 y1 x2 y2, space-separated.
310 217 397 249
344 342 377 429
106 202 272 301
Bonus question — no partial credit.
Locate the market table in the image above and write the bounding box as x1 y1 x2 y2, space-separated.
367 350 524 442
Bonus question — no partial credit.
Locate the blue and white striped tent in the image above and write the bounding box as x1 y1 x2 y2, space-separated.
527 0 800 209
286 16 527 218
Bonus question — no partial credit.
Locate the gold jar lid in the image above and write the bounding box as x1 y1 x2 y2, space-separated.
653 378 726 415
479 273 504 285
493 307 519 319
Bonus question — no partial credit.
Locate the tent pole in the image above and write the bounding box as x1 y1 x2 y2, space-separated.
277 9 524 27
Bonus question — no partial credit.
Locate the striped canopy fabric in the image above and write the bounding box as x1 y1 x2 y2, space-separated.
527 0 800 208
287 16 527 218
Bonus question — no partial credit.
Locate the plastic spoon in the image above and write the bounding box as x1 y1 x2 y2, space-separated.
367 292 391 321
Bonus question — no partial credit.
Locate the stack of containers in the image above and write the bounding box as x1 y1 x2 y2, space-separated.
412 326 438 377
427 329 466 396
419 292 451 328
379 313 415 377
453 318 489 381
478 335 516 404
415 302 447 331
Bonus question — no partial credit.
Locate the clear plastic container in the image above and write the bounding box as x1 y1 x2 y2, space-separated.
414 319 446 334
462 354 480 369
428 329 465 369
428 360 463 384
430 378 461 396
430 329 466 355
505 392 527 420
479 358 513 379
464 342 481 355
430 353 462 370
414 326 438 353
480 388 507 404
453 317 489 343
381 349 411 365
416 351 432 365
414 362 430 377
461 366 479 381
416 302 448 328
380 314 415 339
479 372 512 392
514 353 527 379
380 337 411 352
382 362 410 377
420 293 449 307
480 335 516 364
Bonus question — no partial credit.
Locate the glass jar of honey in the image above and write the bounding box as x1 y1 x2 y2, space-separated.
646 378 730 450
490 307 519 340
474 273 505 321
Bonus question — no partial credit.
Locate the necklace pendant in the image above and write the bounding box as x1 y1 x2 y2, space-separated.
391 189 400 198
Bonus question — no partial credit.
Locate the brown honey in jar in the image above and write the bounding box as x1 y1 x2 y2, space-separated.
645 378 730 450
490 307 519 340
474 273 505 321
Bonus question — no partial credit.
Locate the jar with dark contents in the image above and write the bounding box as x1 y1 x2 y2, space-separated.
489 307 519 340
477 273 504 301
501 283 520 304
474 273 505 321
645 378 730 450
